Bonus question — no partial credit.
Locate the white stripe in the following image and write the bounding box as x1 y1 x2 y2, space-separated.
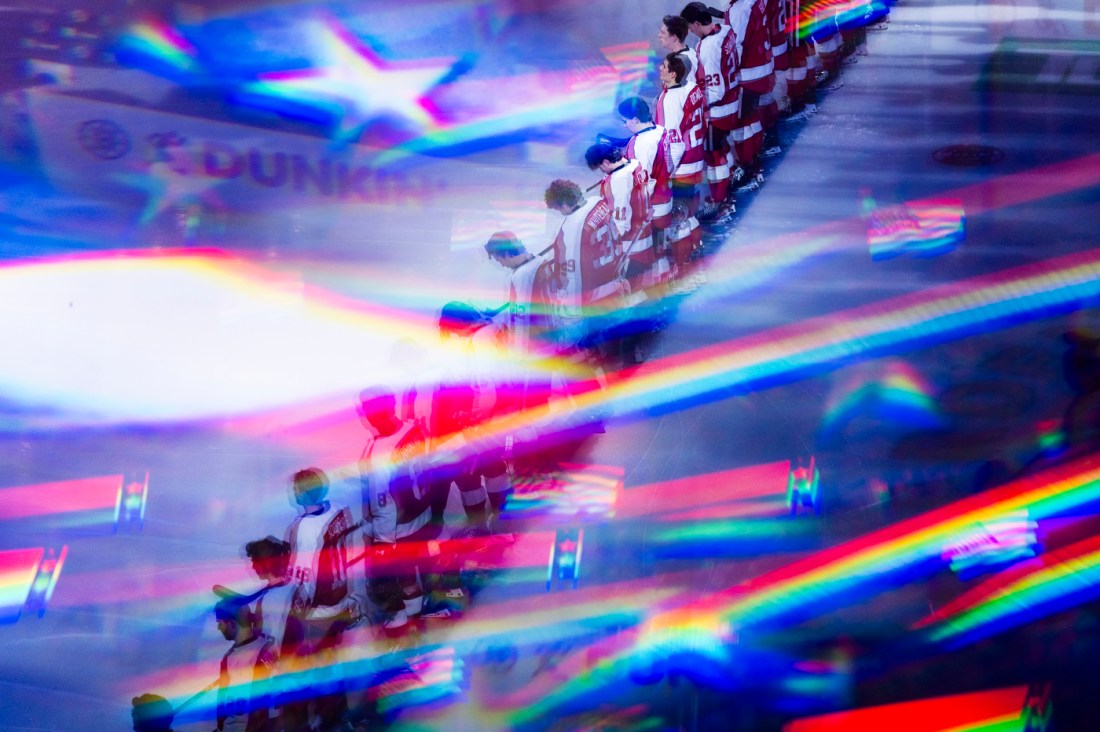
711 98 741 118
652 201 673 218
589 280 623 302
787 67 807 81
730 121 764 142
404 594 424 615
773 41 788 56
740 62 774 82
706 163 731 182
460 486 487 505
395 508 430 540
673 160 705 176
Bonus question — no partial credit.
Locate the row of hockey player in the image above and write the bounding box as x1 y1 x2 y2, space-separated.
135 3 894 730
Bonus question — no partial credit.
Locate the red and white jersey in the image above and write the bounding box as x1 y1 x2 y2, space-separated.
360 421 430 544
696 24 741 125
217 635 277 731
503 254 556 355
600 159 652 259
599 159 650 243
285 502 352 612
625 124 674 226
727 0 775 93
769 0 792 70
254 582 294 658
654 82 706 181
551 196 622 317
672 46 705 89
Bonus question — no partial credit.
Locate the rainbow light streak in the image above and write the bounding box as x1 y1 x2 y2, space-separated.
371 66 620 165
114 20 202 80
819 361 942 439
0 548 45 623
145 572 700 724
0 475 124 529
795 0 889 42
506 457 1100 723
616 461 794 521
915 534 1100 649
647 518 818 559
49 557 255 619
868 199 966 261
503 463 623 524
600 41 656 96
782 686 1031 732
699 456 1100 629
375 647 464 714
26 546 68 616
941 510 1037 577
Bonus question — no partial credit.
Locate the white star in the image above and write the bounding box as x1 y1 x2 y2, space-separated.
241 18 454 138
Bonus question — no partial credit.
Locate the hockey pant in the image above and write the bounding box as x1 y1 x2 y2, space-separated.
668 177 701 274
453 446 509 528
366 523 441 632
816 32 843 74
731 93 764 172
787 43 812 102
704 123 732 203
280 613 351 731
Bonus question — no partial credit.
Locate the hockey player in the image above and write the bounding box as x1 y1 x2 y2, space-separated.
432 303 512 534
485 231 556 358
619 96 675 290
282 467 355 731
213 597 277 732
680 2 739 214
131 694 175 732
784 0 818 120
654 54 706 282
726 0 775 191
585 143 650 268
767 0 792 133
657 15 703 88
543 178 624 345
242 536 295 657
358 387 436 632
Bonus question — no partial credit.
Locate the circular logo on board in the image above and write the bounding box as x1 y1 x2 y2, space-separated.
77 119 131 160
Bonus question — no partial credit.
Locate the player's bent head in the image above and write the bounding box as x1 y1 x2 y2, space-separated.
663 53 688 85
544 179 584 211
291 467 329 506
618 96 652 125
680 2 721 26
245 535 291 576
358 387 397 416
132 693 174 732
485 230 526 259
439 301 486 336
584 142 623 170
214 596 254 639
661 14 689 42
